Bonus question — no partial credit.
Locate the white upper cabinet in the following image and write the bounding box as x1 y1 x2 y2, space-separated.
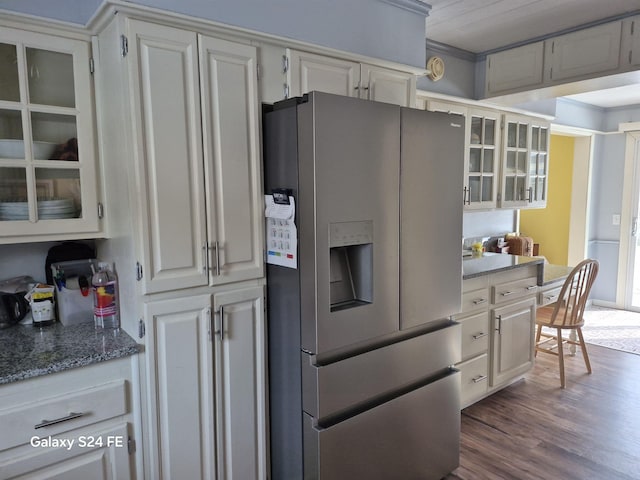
0 27 100 242
622 16 640 67
287 49 359 98
527 119 550 208
545 21 622 82
360 63 415 107
127 20 209 293
198 36 264 287
500 114 549 209
116 19 263 294
485 42 544 96
286 49 415 106
464 108 501 210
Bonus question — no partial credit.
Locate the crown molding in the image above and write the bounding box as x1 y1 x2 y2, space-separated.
426 39 476 62
378 0 432 17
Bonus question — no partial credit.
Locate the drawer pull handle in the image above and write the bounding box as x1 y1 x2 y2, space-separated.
501 291 514 297
545 295 558 301
472 332 489 340
527 285 537 291
472 375 487 383
35 412 85 429
472 298 487 305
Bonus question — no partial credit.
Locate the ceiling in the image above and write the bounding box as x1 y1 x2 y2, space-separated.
424 0 640 108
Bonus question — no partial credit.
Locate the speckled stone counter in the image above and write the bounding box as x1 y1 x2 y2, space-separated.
541 263 574 285
463 253 544 280
0 322 139 385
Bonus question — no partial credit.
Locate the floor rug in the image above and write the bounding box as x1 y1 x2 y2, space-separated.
581 306 640 355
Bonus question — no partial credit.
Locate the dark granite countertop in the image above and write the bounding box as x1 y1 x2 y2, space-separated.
0 322 139 385
541 263 574 286
463 252 544 280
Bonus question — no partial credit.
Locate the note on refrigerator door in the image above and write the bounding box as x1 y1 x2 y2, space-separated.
265 194 297 268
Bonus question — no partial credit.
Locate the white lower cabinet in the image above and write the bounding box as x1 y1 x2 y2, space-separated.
491 297 536 388
143 285 266 480
2 423 130 480
0 359 135 479
457 265 538 408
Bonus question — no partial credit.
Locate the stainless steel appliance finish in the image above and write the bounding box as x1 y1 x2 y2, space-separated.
264 92 464 480
400 107 464 330
296 94 401 356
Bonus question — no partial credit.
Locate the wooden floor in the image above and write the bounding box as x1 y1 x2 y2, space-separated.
446 344 640 480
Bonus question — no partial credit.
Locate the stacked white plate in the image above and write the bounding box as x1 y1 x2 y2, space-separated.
0 198 77 220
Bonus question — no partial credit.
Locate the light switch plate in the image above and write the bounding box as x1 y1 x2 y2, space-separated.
613 214 621 226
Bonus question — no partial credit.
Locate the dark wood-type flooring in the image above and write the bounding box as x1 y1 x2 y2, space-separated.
446 344 640 480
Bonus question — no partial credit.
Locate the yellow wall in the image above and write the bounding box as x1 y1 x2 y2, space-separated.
520 135 575 265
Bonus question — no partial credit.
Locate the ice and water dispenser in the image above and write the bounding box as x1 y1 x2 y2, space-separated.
329 221 373 312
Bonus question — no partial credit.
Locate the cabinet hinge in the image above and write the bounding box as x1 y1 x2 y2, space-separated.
630 50 633 65
128 436 136 455
136 262 143 281
282 54 289 73
551 41 555 54
120 35 129 57
549 67 553 80
97 202 104 219
632 21 635 35
89 57 95 74
283 83 290 99
138 319 145 339
256 63 261 81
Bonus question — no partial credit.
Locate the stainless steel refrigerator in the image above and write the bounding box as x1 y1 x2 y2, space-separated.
264 92 464 480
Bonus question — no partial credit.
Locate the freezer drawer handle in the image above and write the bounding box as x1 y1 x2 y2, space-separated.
472 332 489 340
35 412 85 429
472 298 487 305
472 375 487 384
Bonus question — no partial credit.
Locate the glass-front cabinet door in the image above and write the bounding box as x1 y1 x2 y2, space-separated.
500 114 530 208
0 27 98 242
464 108 500 210
528 120 550 208
500 114 549 209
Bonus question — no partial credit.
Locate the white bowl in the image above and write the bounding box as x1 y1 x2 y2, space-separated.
0 140 58 159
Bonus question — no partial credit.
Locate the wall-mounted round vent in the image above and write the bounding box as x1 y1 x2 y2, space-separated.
426 56 445 81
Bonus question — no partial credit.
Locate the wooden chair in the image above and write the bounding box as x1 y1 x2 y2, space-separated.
535 259 599 388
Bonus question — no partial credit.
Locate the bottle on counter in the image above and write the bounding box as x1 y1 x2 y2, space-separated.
92 262 120 329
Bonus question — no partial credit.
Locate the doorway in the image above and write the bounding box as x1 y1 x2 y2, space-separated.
617 131 640 310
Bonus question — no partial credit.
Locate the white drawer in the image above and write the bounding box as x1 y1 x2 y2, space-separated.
458 354 489 409
538 286 563 306
460 311 490 361
492 276 538 305
460 288 490 315
0 380 127 451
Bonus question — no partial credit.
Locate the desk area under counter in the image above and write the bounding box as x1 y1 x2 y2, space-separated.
0 323 139 479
